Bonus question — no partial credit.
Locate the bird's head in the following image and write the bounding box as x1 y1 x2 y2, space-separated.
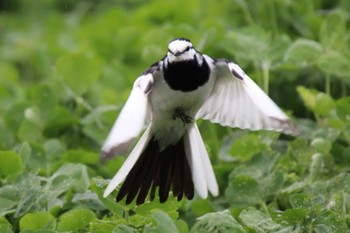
167 38 196 62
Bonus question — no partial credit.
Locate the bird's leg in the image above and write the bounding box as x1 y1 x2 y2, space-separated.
172 108 193 125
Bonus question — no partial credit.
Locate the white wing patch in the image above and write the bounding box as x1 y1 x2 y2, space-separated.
196 60 295 133
101 74 153 156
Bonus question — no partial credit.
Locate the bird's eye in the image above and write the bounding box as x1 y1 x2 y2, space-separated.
184 46 191 52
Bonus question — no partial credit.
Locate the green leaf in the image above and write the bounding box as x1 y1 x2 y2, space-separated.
0 217 13 233
223 26 271 63
4 102 27 137
225 175 260 207
314 92 335 116
43 106 79 138
56 52 101 95
190 210 246 233
311 139 332 154
313 211 348 233
132 193 182 220
272 208 310 226
62 149 99 165
20 230 56 233
327 173 350 193
288 138 316 168
43 139 66 161
314 224 333 233
0 151 23 176
51 163 90 193
296 86 316 112
57 209 96 232
0 197 16 215
174 219 188 233
319 11 347 51
230 134 268 161
239 207 280 233
19 212 56 230
20 143 46 173
268 34 292 67
289 193 310 209
260 170 284 197
90 178 124 216
112 224 137 233
18 106 44 142
317 51 350 78
336 97 350 122
189 199 214 217
14 174 42 218
297 86 335 116
144 210 179 233
89 219 118 233
328 192 345 214
72 191 105 212
284 39 323 67
18 142 32 164
29 84 57 114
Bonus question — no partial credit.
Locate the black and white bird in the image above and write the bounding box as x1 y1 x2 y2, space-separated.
102 38 295 205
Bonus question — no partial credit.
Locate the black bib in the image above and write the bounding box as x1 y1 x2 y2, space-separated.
163 57 210 92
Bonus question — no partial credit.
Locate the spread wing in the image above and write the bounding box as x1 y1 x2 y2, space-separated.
196 59 296 134
101 73 154 157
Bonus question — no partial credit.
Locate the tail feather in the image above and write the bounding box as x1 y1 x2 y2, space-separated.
116 136 194 205
106 123 218 205
103 126 152 198
159 147 173 202
136 142 160 204
120 139 158 204
185 124 219 198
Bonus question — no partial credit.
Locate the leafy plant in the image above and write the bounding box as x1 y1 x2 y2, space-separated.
0 0 349 232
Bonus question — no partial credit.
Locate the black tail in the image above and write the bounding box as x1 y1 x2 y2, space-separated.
116 137 194 205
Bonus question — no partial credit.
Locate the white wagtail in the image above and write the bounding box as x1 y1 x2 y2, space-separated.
102 38 295 205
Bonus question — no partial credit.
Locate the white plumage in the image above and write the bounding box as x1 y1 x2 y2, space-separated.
196 59 292 133
102 38 295 204
102 74 153 156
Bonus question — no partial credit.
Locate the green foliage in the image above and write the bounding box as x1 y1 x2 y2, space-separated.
0 0 350 232
57 209 96 232
0 217 13 233
190 210 245 233
20 212 56 231
0 151 23 176
56 52 102 96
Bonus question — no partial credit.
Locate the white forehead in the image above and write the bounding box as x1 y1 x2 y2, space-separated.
168 39 193 53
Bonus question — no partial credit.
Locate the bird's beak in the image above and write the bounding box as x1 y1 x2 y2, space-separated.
168 49 183 57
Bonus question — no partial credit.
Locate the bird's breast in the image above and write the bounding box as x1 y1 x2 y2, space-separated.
149 69 215 150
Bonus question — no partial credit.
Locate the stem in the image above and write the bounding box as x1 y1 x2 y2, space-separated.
325 74 331 96
65 86 94 112
260 201 271 218
237 0 255 25
341 80 347 97
267 0 278 34
76 95 94 112
307 0 314 14
124 209 129 222
262 62 270 94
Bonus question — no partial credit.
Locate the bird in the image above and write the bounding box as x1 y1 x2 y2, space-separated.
102 37 295 205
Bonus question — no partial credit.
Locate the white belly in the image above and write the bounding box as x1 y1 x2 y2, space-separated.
149 75 215 150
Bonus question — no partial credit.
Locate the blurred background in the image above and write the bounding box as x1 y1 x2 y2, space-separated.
0 0 349 150
0 0 350 232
